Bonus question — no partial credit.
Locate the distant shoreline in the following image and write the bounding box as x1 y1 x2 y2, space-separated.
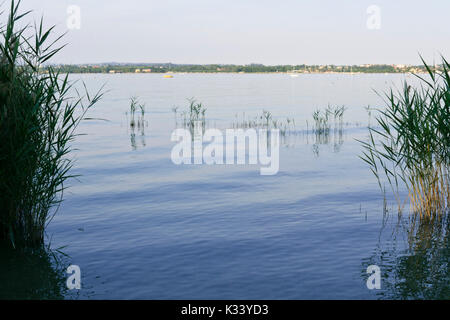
48 63 434 75
61 71 427 75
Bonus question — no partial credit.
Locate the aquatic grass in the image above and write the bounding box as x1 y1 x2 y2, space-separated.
126 96 147 150
0 1 102 248
171 106 179 125
312 105 346 136
177 98 207 132
232 110 296 137
360 56 450 219
188 98 206 126
128 96 146 128
231 106 347 151
311 105 346 153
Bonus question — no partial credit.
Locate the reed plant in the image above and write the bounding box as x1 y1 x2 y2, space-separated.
311 105 346 147
0 1 102 248
232 110 296 137
127 96 146 150
129 96 145 128
360 57 449 219
178 98 207 131
312 105 346 135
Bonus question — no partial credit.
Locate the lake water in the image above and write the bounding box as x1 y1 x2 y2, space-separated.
1 73 448 299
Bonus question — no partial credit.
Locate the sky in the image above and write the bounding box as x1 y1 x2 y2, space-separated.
14 0 450 65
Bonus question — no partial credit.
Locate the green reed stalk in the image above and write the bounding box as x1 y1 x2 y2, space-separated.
0 1 103 248
360 56 450 219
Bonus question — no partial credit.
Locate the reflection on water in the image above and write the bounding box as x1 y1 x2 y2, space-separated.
0 245 73 299
311 127 345 156
129 123 147 150
363 211 450 299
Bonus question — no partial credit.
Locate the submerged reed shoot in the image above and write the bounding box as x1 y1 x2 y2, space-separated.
232 110 296 137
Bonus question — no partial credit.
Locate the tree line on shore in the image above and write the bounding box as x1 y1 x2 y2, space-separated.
49 63 429 74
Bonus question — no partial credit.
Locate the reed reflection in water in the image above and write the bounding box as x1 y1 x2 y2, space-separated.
0 246 75 299
363 210 450 299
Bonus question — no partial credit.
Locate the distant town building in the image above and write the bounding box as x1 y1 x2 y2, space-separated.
394 64 406 69
142 69 152 73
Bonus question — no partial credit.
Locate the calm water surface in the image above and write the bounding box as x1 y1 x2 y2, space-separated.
1 73 448 299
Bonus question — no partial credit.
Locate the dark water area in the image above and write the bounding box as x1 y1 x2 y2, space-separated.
0 73 448 299
0 245 69 299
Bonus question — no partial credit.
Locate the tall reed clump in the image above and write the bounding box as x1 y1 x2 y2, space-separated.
179 98 206 131
0 1 102 248
360 57 449 219
129 96 146 128
127 96 147 150
311 105 346 148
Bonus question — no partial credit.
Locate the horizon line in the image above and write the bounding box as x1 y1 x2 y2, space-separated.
48 62 430 67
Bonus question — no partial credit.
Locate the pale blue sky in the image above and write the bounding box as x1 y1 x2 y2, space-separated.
17 0 450 65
